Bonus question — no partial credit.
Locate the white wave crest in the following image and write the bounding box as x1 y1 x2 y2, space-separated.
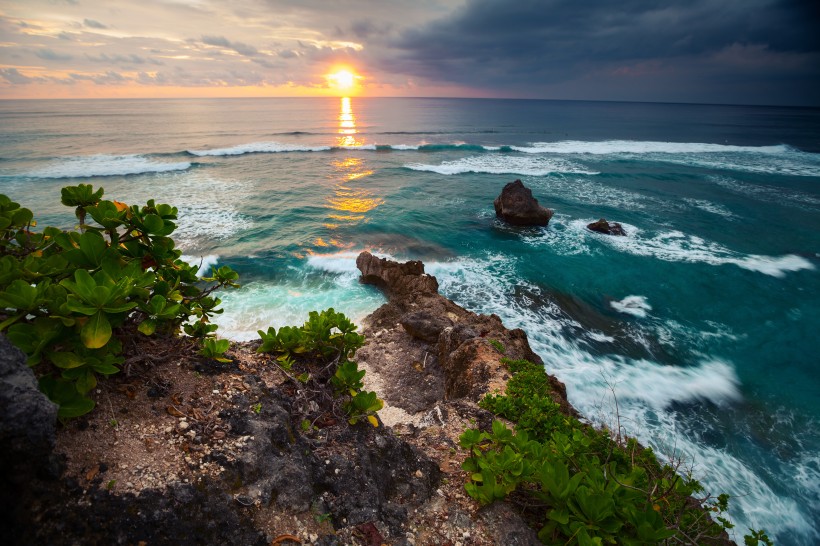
404 155 599 176
569 219 814 278
513 140 792 155
305 251 364 275
611 295 652 318
27 154 191 178
188 141 331 156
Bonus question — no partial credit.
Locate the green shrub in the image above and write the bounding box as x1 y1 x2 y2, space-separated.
461 357 770 545
0 185 239 418
257 308 381 427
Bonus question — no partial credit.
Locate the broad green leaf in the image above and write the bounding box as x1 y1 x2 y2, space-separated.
49 351 86 369
78 231 107 267
138 318 157 336
81 311 112 349
74 370 97 394
142 214 164 234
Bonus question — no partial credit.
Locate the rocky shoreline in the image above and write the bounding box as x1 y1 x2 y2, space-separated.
3 250 733 545
2 251 576 546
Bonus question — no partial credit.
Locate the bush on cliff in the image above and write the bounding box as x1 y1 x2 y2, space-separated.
0 185 239 418
460 358 771 545
257 308 384 427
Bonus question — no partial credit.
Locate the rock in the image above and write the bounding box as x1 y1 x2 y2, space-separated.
587 218 626 236
493 179 554 226
356 251 575 414
0 335 59 509
357 251 439 297
400 311 453 343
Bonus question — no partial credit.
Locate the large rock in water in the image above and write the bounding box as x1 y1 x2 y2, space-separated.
587 218 627 236
493 179 554 226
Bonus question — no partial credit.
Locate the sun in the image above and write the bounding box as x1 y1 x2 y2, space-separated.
327 69 357 92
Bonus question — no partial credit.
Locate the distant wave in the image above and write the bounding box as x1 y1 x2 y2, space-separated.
404 155 600 176
186 140 506 156
25 154 192 178
187 142 332 156
513 140 793 155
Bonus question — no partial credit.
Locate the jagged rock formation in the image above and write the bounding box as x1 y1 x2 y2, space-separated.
493 179 554 226
356 251 573 415
587 218 627 236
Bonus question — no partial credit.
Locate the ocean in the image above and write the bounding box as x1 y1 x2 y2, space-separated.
1 97 818 544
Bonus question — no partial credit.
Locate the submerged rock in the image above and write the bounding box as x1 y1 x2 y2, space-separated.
493 179 554 226
587 218 627 236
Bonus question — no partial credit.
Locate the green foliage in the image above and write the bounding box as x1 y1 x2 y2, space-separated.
488 338 506 354
199 338 231 363
344 390 383 427
257 308 380 427
0 186 239 418
461 357 767 545
744 529 774 546
256 308 364 359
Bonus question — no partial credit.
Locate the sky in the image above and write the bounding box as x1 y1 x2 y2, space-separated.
1 0 818 105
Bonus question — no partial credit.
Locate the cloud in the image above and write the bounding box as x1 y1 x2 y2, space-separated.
35 48 73 61
83 18 108 29
201 35 258 57
0 68 39 84
390 0 820 104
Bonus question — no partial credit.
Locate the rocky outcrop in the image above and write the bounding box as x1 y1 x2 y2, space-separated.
587 218 627 236
493 179 554 226
356 251 439 298
356 251 575 420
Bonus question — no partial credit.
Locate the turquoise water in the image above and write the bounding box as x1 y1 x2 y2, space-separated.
1 97 819 544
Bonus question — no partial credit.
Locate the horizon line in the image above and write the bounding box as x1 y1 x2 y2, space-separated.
0 95 816 109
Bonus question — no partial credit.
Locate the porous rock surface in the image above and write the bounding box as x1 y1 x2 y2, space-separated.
493 179 554 226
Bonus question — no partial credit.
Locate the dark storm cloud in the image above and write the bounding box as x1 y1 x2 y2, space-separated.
393 0 820 104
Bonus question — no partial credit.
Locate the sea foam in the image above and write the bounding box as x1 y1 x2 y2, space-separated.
26 154 191 178
512 140 792 155
404 155 599 176
188 141 331 156
566 219 815 278
610 295 652 318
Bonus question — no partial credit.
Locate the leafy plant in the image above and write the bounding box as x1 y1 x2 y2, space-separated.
0 186 239 418
460 357 769 545
256 309 380 427
199 338 231 363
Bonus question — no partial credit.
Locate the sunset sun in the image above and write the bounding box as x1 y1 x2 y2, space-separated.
327 69 357 92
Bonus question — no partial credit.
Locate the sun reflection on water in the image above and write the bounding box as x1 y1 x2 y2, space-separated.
320 98 384 233
337 97 364 148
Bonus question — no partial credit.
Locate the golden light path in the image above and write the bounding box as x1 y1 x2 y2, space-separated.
316 98 384 242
